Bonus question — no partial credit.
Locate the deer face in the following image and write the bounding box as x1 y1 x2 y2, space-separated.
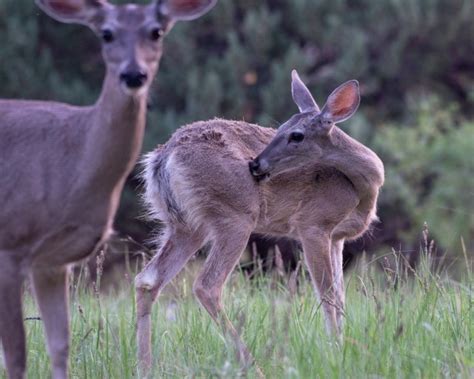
250 70 360 181
36 0 217 96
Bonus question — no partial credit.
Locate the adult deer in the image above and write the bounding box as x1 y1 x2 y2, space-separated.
0 0 217 378
135 70 384 373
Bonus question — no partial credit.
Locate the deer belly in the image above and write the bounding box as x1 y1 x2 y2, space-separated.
30 223 110 267
255 222 297 238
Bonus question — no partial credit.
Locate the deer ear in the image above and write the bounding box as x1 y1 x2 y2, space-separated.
291 70 320 113
158 0 217 21
320 80 360 124
35 0 108 25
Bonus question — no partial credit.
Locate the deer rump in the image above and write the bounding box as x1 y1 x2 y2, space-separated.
143 118 361 242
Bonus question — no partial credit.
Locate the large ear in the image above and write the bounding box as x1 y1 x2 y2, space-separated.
291 70 320 113
158 0 217 21
320 80 360 123
35 0 108 26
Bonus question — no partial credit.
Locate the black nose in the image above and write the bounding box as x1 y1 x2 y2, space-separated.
120 71 148 88
249 159 260 174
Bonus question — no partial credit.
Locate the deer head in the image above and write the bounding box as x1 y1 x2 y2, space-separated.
249 70 360 181
36 0 217 95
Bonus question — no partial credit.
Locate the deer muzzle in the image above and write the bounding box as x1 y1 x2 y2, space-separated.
249 158 271 182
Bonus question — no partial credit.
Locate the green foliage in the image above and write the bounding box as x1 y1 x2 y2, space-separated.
147 0 474 133
375 98 474 253
1 0 473 255
15 256 474 378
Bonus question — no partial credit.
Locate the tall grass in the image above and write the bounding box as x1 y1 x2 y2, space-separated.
2 252 473 378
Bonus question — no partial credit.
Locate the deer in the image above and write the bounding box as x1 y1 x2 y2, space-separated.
0 0 217 378
135 70 385 375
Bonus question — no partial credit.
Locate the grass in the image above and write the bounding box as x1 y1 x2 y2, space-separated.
2 253 473 379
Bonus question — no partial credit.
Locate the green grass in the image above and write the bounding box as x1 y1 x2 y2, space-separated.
2 254 473 379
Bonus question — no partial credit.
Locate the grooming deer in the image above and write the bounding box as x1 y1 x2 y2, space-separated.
135 70 385 374
0 0 217 378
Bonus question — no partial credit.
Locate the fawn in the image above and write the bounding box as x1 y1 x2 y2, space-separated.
135 70 384 374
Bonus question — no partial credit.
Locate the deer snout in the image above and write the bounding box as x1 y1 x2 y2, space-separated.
120 70 148 89
249 159 260 174
249 158 270 182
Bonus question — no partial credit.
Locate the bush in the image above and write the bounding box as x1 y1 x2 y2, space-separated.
374 97 474 255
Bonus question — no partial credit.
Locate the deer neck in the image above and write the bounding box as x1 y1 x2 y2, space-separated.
81 70 148 194
324 128 385 199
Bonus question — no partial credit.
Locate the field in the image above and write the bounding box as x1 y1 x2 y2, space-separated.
2 253 472 379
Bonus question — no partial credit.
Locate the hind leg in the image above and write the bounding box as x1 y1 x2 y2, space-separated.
135 227 204 373
0 253 26 379
192 222 264 376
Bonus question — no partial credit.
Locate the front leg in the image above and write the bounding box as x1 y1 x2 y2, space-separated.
0 253 26 379
331 239 345 332
30 266 70 379
298 227 341 336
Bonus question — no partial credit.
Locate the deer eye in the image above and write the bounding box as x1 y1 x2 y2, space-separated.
101 29 114 43
289 131 305 143
150 27 164 41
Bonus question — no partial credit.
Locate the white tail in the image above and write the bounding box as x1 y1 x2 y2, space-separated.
135 70 384 374
0 1 217 378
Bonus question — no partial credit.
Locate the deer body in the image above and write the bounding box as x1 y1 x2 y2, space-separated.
146 120 359 238
135 72 384 375
0 1 217 378
0 86 145 265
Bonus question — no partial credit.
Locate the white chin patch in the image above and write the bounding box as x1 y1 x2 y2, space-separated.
120 83 148 97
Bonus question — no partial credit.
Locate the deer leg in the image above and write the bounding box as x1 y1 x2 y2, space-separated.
135 229 203 373
331 239 345 332
30 266 69 379
332 209 372 242
299 230 340 336
0 255 26 379
192 227 264 377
